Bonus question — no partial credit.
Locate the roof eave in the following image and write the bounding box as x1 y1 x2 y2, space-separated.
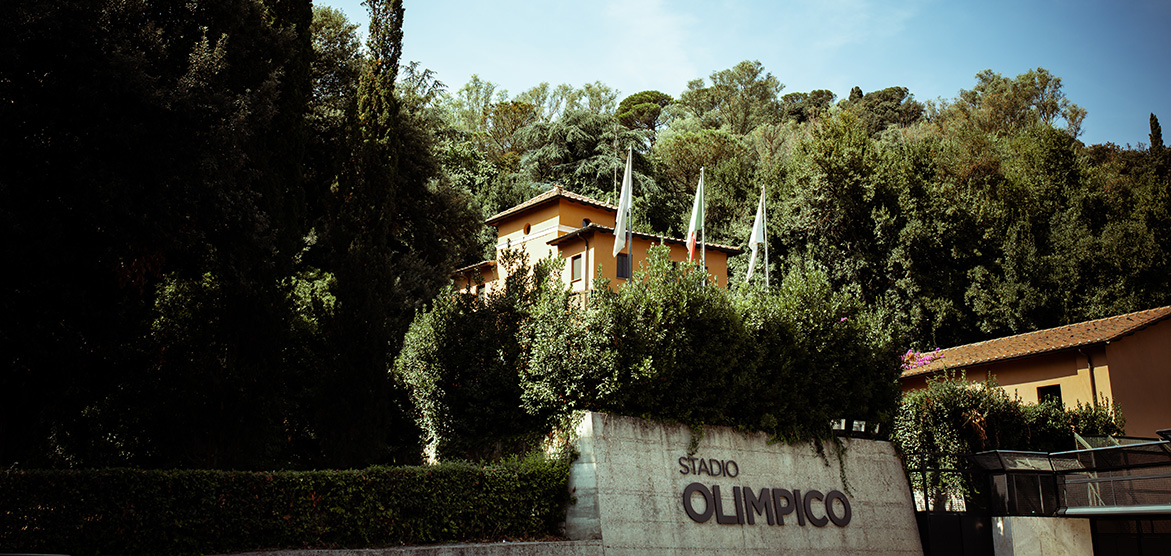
484 186 618 226
900 338 1112 380
548 224 744 255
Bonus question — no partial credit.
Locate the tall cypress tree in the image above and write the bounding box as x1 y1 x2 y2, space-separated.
1151 113 1164 153
311 0 483 466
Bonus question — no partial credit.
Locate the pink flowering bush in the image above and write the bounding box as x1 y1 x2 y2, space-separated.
900 348 942 371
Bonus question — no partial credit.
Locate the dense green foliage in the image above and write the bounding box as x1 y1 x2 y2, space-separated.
2 0 1167 474
418 61 1158 356
396 246 901 460
894 373 1125 456
2 0 315 469
892 373 1125 504
395 251 559 462
0 0 473 469
0 452 572 556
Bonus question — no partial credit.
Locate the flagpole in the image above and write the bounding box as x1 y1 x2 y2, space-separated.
700 167 706 275
746 184 766 285
613 146 634 280
763 184 769 289
612 122 619 199
625 147 633 278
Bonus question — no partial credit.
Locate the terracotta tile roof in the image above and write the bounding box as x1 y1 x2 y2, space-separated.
547 223 744 256
484 186 618 225
902 306 1171 379
452 259 495 274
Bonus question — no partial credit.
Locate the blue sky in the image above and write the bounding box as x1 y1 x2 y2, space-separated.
318 0 1171 147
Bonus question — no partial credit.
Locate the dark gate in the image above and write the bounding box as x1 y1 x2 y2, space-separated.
905 452 994 556
915 512 993 556
1091 517 1171 555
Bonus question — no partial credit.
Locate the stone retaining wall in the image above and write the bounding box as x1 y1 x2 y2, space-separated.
565 412 923 555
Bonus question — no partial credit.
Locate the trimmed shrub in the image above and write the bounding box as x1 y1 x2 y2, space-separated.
0 452 571 556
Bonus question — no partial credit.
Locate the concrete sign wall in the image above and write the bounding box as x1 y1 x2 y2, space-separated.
564 412 923 555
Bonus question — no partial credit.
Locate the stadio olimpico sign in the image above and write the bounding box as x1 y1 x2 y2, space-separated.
563 412 922 555
678 455 851 527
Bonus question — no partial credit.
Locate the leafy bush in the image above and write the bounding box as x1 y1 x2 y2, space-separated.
399 244 902 460
892 372 1125 505
525 247 900 442
0 452 571 556
894 372 1125 456
728 267 899 442
394 250 560 462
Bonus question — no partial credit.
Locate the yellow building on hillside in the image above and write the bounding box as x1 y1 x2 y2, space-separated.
454 186 742 295
899 306 1171 437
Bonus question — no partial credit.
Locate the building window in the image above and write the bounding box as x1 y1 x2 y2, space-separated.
1037 384 1062 405
571 254 583 282
616 253 631 279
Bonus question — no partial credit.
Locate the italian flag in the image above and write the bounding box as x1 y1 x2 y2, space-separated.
687 168 704 261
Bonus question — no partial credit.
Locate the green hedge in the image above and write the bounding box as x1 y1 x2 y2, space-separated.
0 454 571 556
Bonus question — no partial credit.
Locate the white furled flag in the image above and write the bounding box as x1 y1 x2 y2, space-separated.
746 186 767 282
612 147 634 258
686 168 705 261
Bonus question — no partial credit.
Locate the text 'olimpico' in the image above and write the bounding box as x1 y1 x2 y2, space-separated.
678 456 851 527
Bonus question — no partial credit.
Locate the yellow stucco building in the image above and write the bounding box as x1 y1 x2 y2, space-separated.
454 186 742 295
899 306 1171 438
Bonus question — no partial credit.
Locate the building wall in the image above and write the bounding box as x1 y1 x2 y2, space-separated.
495 202 566 266
578 234 730 289
556 239 593 293
486 200 615 294
985 351 1096 406
555 199 616 230
1103 319 1171 437
900 350 1099 408
565 412 923 555
483 196 732 291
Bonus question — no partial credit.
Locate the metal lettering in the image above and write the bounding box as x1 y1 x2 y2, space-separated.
676 455 851 528
826 490 852 527
682 482 714 523
743 487 774 525
713 485 739 524
803 489 828 527
792 489 806 526
732 486 745 524
709 458 723 476
772 488 795 525
725 460 739 478
681 483 850 528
